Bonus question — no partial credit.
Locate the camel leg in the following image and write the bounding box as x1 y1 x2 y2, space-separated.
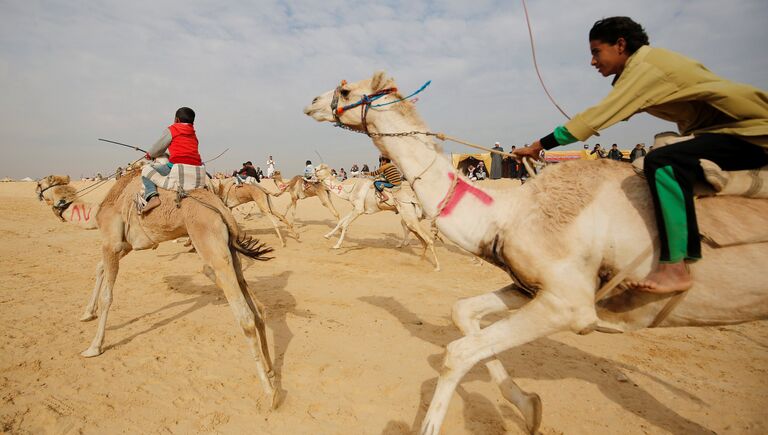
324 210 354 239
331 210 361 249
452 286 541 433
81 244 125 357
265 213 286 247
401 211 440 271
189 223 277 405
421 292 583 435
80 261 104 321
396 219 410 248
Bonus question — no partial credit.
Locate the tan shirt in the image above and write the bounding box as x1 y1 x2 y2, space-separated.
564 46 768 148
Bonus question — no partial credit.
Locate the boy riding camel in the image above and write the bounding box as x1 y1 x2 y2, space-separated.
363 156 402 202
141 107 202 214
514 16 768 294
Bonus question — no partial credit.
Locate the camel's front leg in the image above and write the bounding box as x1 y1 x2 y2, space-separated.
452 286 541 433
421 292 580 435
324 210 355 240
82 244 127 357
264 213 286 247
80 261 104 322
331 211 361 249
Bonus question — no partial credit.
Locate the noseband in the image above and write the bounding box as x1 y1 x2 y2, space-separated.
36 182 63 201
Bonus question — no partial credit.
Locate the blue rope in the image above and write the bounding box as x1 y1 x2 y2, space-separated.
371 80 431 108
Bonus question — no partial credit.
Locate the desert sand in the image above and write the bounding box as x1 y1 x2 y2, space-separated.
1 178 767 434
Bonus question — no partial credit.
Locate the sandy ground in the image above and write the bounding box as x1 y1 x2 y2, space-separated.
1 178 767 435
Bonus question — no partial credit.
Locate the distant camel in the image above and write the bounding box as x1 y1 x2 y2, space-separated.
38 171 280 408
209 178 297 247
305 71 768 434
315 163 441 271
271 170 339 223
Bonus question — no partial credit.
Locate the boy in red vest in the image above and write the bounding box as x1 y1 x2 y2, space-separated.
141 107 202 214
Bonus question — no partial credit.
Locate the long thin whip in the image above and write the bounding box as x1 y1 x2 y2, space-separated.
521 0 571 120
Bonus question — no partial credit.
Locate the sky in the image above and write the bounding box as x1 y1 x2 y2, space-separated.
1 0 766 179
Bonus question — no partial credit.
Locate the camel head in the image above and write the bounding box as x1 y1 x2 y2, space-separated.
303 71 398 129
36 175 71 204
314 163 333 181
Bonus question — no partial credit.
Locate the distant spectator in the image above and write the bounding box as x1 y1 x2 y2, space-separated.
475 161 488 180
629 143 646 162
349 164 360 177
266 155 275 178
590 143 607 159
467 164 477 181
490 142 503 179
338 168 347 181
607 143 623 160
361 163 370 172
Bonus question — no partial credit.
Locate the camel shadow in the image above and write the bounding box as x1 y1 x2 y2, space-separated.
360 295 710 435
293 218 336 228
105 275 226 351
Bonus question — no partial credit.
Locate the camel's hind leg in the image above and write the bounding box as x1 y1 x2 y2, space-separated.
188 222 277 406
400 207 440 271
421 291 588 435
80 261 104 322
81 243 129 357
452 285 541 433
396 219 411 248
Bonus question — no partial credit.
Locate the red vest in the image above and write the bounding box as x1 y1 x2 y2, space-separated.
168 123 202 166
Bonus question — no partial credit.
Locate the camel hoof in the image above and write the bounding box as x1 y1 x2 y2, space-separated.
331 245 341 250
81 347 102 358
270 389 281 410
79 313 97 322
323 233 332 239
520 392 542 434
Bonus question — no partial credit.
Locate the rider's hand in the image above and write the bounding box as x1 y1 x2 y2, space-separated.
512 141 544 161
144 152 152 160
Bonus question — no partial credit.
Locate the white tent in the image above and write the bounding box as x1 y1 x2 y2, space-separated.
20 177 35 182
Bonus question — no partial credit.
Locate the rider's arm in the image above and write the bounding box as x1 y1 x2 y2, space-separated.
147 128 172 158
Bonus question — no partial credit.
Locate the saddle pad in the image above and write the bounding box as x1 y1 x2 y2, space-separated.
141 163 208 192
696 195 768 247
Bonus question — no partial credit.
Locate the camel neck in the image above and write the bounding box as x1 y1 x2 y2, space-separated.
366 109 517 254
60 200 99 229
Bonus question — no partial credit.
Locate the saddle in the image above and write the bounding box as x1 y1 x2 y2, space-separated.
137 162 209 213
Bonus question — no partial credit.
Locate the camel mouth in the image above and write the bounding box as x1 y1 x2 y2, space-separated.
303 105 332 122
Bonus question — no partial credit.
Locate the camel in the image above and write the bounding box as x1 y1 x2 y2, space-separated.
209 177 297 247
304 72 768 434
36 175 100 229
314 163 441 271
271 170 340 223
39 170 280 408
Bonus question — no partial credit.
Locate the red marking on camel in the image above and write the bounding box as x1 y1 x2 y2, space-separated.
438 173 493 217
69 204 92 222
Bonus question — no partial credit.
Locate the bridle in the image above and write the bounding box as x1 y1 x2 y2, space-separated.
36 181 63 201
330 80 399 134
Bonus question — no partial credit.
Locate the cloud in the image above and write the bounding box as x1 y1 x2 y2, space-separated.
0 0 766 178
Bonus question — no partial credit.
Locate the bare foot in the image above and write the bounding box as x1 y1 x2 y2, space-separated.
628 262 692 294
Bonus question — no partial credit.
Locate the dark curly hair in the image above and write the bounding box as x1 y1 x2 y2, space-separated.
589 17 649 55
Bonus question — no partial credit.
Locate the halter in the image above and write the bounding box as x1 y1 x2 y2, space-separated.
330 79 399 134
36 181 64 201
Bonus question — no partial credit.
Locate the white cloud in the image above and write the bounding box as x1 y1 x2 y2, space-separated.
0 0 766 178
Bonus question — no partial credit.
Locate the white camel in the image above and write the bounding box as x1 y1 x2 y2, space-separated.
314 163 441 271
304 72 768 434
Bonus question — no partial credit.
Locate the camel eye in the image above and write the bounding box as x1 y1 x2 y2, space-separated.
340 88 350 98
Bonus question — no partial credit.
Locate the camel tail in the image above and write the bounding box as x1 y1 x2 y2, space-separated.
231 233 274 261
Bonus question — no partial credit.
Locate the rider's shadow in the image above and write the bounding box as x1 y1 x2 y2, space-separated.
360 295 710 435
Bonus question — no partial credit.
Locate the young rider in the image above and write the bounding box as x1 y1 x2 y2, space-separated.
363 156 403 201
513 16 768 294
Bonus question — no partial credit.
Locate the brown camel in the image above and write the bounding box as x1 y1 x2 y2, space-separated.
209 178 297 246
271 170 340 223
39 171 280 408
36 175 99 229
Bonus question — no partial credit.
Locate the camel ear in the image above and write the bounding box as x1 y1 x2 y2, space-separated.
371 71 388 91
63 175 70 184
